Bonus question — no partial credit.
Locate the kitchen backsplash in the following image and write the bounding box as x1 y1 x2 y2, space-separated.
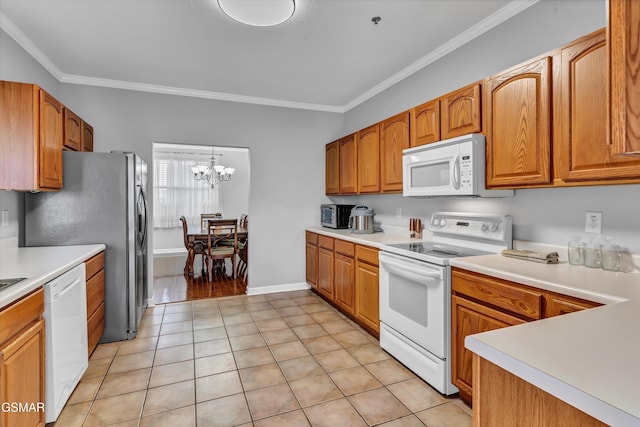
329 183 640 255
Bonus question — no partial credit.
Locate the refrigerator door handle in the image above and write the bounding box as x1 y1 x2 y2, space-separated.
138 187 148 249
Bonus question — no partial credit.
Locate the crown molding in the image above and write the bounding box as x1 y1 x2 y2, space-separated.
60 74 345 113
0 11 63 80
342 0 540 112
1 1 539 113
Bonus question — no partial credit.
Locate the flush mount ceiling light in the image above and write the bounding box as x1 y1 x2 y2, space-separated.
217 0 295 27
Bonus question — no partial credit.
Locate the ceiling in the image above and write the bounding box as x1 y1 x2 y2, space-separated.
0 0 539 112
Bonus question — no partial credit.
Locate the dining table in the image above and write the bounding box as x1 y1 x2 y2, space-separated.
185 224 248 276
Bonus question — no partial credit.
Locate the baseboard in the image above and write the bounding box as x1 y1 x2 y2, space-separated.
246 282 311 296
153 248 187 258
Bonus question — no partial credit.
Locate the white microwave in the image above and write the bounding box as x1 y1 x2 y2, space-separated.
402 133 513 197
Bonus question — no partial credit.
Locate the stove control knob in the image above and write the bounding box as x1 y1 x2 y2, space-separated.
440 219 446 227
490 222 499 232
481 223 489 232
432 218 440 226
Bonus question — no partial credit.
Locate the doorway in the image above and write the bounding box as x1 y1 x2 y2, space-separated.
151 142 250 304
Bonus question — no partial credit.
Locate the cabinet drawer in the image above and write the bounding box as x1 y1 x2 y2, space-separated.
86 269 105 317
86 251 105 280
452 268 543 320
334 239 355 257
0 288 44 347
355 245 379 266
306 231 318 245
87 302 105 356
318 235 334 250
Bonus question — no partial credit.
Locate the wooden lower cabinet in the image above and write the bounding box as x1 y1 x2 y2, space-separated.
473 355 607 427
0 289 46 427
451 294 525 403
334 253 355 315
85 251 105 355
354 257 379 335
452 267 602 406
354 245 380 335
317 247 334 301
304 233 379 337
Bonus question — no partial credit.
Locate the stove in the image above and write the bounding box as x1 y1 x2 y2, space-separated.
378 212 512 395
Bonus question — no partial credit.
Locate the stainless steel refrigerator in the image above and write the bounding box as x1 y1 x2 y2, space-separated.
24 151 148 342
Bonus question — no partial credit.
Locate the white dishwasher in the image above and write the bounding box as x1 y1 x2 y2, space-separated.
43 263 88 423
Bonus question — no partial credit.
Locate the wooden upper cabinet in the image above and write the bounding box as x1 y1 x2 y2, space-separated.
380 112 409 192
339 133 357 194
410 99 440 147
1 81 63 191
441 82 482 140
609 0 640 156
357 124 380 193
485 56 552 188
325 140 340 195
63 108 82 151
556 29 640 182
38 90 64 190
82 121 94 152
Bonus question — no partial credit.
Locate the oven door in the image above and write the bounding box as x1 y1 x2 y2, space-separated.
379 251 448 358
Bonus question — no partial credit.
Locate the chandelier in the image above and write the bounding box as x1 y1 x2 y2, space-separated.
191 148 235 188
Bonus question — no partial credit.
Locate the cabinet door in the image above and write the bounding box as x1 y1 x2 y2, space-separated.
38 89 63 189
410 99 440 147
0 319 46 427
610 0 640 155
339 133 358 194
334 253 355 315
325 141 340 195
82 121 94 152
305 243 318 288
485 57 552 187
557 29 640 181
357 124 380 193
380 112 409 192
317 247 334 300
451 295 525 404
63 108 82 151
355 260 379 334
441 83 482 140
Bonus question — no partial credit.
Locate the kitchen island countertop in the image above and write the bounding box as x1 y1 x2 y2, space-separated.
450 254 640 427
0 244 105 309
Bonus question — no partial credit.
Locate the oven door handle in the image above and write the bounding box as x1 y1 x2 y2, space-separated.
381 257 443 282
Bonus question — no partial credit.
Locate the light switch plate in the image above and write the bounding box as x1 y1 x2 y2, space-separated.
0 210 8 228
585 211 602 234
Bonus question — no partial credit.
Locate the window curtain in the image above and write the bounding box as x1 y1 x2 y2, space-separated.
153 152 222 228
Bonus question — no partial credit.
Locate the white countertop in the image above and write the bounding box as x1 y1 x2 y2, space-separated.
451 254 640 426
306 225 425 249
0 244 105 309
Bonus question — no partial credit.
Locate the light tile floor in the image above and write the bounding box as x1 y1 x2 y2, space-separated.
53 290 472 427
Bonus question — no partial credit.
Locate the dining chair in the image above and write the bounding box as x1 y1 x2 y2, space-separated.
239 214 248 228
206 219 239 280
180 216 206 276
201 213 223 230
238 236 248 281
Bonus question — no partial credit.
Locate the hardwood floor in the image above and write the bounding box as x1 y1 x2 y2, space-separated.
153 259 247 304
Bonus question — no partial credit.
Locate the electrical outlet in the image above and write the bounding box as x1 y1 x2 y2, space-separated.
396 208 402 218
585 211 602 234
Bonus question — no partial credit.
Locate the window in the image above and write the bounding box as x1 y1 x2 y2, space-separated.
153 151 221 228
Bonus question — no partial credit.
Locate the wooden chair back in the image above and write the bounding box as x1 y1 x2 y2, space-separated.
239 214 248 228
207 219 239 254
180 216 189 249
